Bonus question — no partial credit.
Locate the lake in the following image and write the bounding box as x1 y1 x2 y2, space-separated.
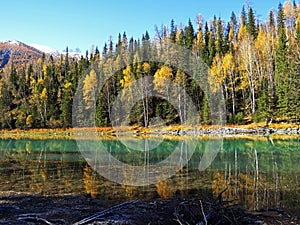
0 136 299 216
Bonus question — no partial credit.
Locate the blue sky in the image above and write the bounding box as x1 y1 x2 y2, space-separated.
1 0 284 52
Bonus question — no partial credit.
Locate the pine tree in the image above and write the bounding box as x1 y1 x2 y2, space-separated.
185 18 195 50
275 3 289 118
247 7 257 38
201 95 210 124
94 46 100 60
170 19 176 43
102 42 108 56
108 38 113 57
288 14 300 121
202 22 210 62
216 18 224 54
269 10 275 28
208 32 216 66
241 6 247 27
254 78 272 123
230 12 237 35
178 30 185 46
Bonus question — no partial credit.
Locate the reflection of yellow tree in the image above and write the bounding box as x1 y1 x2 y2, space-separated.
121 184 136 199
29 162 47 195
212 169 270 211
120 167 139 199
212 172 227 198
83 165 99 198
156 180 176 199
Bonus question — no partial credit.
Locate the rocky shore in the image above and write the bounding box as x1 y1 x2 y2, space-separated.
0 125 299 139
153 126 300 137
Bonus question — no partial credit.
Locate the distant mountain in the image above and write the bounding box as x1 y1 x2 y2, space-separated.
29 43 60 56
0 40 84 69
29 43 84 60
0 40 44 69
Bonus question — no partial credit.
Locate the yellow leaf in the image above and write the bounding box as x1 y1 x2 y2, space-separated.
40 88 47 100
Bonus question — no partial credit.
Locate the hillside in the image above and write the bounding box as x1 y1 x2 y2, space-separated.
0 40 44 69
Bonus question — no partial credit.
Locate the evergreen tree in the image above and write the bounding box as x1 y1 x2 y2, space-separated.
178 30 185 46
247 7 257 38
128 37 135 64
208 32 216 66
94 46 100 60
241 6 247 27
275 3 289 118
102 42 108 56
230 11 237 35
185 18 195 50
216 18 224 54
201 95 210 124
108 38 113 57
293 0 297 8
269 10 275 28
288 14 300 121
170 19 176 43
60 85 73 128
254 78 272 123
204 22 210 46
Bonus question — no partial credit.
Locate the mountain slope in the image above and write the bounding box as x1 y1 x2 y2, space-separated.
0 40 44 69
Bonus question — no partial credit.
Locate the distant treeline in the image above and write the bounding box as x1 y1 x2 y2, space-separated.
0 1 299 129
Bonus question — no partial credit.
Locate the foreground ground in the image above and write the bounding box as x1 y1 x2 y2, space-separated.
0 192 299 225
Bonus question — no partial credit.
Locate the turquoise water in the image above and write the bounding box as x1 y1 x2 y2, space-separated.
0 136 299 215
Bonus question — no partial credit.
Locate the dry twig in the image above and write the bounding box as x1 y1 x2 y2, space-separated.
72 200 139 225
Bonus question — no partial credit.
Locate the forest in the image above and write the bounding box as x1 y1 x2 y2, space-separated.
0 1 299 129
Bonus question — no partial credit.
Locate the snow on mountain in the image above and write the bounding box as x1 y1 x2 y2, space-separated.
8 40 20 46
65 51 84 59
29 43 84 59
29 43 60 56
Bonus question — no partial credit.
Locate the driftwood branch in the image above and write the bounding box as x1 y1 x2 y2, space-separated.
72 199 139 225
199 200 207 225
18 215 54 225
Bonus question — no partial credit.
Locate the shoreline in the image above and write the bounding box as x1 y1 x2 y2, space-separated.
0 123 299 139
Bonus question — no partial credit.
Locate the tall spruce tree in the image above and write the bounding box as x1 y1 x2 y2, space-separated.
275 3 289 118
269 10 275 28
247 7 257 38
208 32 216 66
185 19 195 50
216 18 224 55
230 12 237 35
170 19 176 43
241 6 247 27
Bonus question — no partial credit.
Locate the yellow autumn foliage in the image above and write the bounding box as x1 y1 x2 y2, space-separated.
153 65 173 92
83 69 98 109
40 87 47 100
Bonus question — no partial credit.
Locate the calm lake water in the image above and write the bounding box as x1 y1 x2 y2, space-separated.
0 136 299 215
